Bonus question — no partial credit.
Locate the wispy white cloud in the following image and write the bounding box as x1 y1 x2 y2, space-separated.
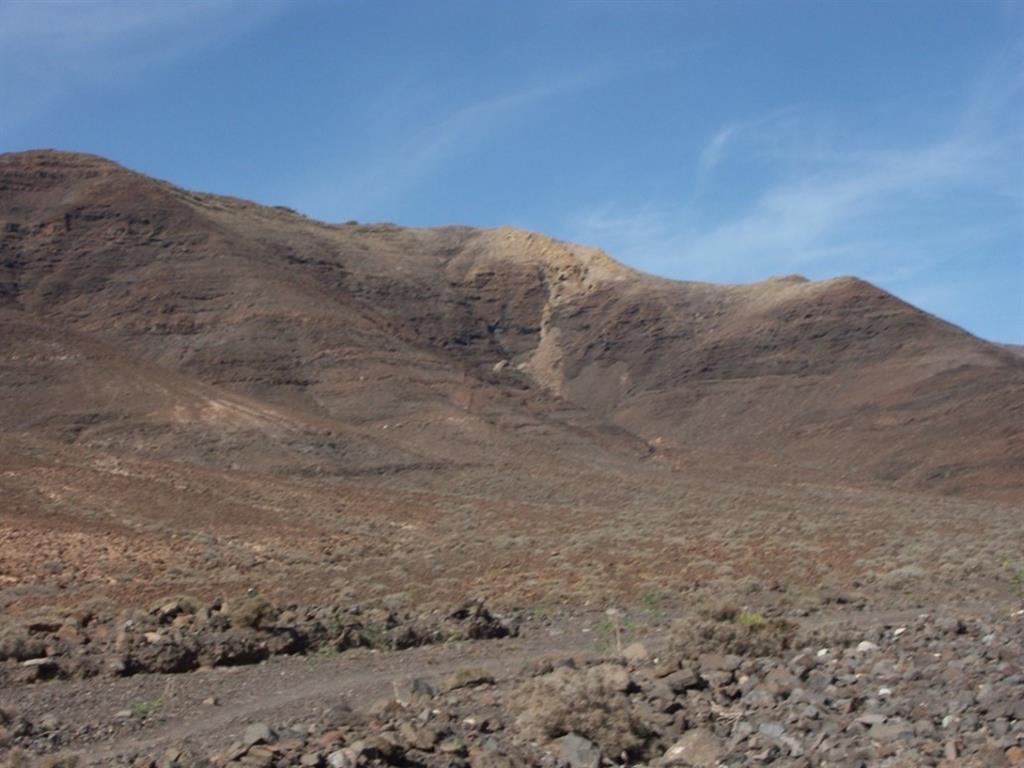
283 46 688 222
290 71 612 221
699 124 739 174
681 136 1002 276
694 106 812 173
0 0 284 134
566 57 1023 292
0 1 223 53
372 75 591 201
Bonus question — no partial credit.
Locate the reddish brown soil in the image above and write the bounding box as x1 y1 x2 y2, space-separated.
0 148 1021 617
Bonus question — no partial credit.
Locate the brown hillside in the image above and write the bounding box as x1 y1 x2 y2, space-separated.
2 149 1020 501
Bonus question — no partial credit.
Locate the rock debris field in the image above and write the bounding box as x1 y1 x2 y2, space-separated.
2 595 1022 767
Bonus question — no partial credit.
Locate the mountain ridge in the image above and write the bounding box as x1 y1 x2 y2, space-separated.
1 148 1021 500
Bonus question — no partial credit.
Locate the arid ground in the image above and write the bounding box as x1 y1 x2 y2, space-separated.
0 151 1021 767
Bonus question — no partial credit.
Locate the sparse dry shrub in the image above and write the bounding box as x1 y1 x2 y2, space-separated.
75 596 116 623
0 749 30 768
0 628 27 662
800 620 863 651
225 595 277 629
510 663 647 757
0 627 44 662
119 607 154 628
442 666 494 692
0 707 22 750
150 595 199 615
671 613 798 658
702 601 740 622
0 751 80 768
878 564 926 591
38 757 81 768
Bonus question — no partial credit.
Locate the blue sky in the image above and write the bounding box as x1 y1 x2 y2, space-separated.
2 0 1022 342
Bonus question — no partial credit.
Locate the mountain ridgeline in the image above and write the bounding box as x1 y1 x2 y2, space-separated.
1 150 1021 499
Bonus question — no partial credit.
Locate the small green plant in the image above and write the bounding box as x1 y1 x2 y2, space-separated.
445 629 466 644
445 666 494 691
1001 558 1024 598
736 611 766 628
307 641 340 664
361 622 388 649
594 609 638 655
130 700 161 718
530 603 557 623
639 586 669 615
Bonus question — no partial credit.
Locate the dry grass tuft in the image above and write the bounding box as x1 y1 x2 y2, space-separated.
510 663 646 757
671 611 798 658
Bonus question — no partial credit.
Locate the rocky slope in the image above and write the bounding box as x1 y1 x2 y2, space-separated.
4 598 1023 767
1 149 1021 499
